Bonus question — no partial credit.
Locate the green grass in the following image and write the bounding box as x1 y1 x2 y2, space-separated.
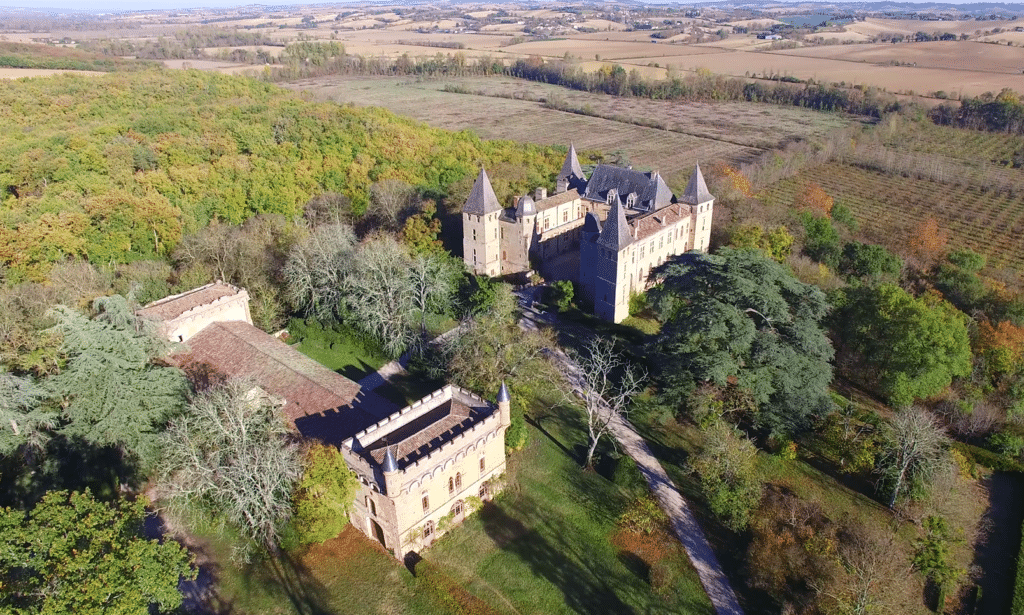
427 391 714 615
286 318 389 381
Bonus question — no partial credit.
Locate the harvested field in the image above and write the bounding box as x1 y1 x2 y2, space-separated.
769 41 1024 75
503 39 723 60
759 163 1024 271
845 17 1024 38
286 75 827 184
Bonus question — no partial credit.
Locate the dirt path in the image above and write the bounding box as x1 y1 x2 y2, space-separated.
517 296 744 615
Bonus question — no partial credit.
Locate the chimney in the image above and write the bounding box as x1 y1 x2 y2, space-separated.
534 187 547 201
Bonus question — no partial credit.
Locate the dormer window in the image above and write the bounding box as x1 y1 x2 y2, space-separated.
606 189 618 205
626 192 637 208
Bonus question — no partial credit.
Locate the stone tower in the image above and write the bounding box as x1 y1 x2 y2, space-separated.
462 168 503 277
497 381 511 428
590 195 634 323
681 163 715 253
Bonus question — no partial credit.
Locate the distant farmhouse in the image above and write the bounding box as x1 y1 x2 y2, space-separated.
462 145 714 322
138 282 510 558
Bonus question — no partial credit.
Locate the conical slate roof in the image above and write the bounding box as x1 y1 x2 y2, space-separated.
680 163 713 205
558 143 585 181
597 194 633 251
382 446 399 473
463 168 502 215
497 381 510 403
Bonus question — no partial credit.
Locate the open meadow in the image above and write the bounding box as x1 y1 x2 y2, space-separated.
287 75 859 188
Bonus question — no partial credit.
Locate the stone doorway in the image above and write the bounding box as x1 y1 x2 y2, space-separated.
370 519 386 548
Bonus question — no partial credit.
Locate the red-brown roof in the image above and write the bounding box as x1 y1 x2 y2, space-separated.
631 204 691 242
365 398 481 467
172 321 393 442
138 282 241 322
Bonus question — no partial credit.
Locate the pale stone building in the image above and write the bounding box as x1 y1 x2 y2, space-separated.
462 145 714 322
140 284 508 559
342 383 510 556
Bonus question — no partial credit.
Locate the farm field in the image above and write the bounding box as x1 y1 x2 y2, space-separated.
759 163 1024 272
768 41 1024 75
287 75 858 185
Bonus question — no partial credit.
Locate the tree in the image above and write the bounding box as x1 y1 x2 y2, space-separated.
876 407 951 508
816 523 904 615
729 224 794 263
445 283 555 395
283 223 357 320
565 338 646 469
0 489 194 614
159 378 302 555
367 179 417 230
688 420 763 531
797 182 833 217
546 279 575 312
408 251 460 345
800 212 841 269
401 200 444 255
651 248 834 434
343 235 416 357
46 299 187 470
0 368 53 455
833 284 971 408
909 217 950 263
839 241 903 280
284 444 359 548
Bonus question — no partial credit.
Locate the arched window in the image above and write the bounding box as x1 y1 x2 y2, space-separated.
453 500 464 517
448 477 454 494
479 456 486 472
423 520 434 539
422 494 430 513
479 482 490 499
455 472 462 490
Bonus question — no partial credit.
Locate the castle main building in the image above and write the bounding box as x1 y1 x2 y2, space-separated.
462 145 714 322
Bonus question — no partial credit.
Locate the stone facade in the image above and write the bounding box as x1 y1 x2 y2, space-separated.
342 384 509 556
147 283 508 560
462 145 714 323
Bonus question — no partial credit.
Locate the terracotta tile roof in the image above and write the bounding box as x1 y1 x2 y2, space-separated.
363 395 492 468
172 321 393 441
534 189 580 212
138 282 241 322
630 204 692 242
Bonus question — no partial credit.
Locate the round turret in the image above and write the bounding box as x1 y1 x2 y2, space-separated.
515 195 536 218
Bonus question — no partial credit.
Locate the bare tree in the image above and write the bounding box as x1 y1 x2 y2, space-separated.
343 234 416 357
815 523 907 615
368 179 417 230
283 223 356 319
408 252 458 345
877 407 951 509
159 378 301 557
565 337 646 468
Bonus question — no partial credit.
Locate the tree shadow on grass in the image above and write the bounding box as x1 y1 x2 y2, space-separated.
263 551 334 615
478 501 636 615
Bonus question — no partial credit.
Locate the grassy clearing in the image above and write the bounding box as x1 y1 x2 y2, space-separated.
286 318 389 381
427 387 714 615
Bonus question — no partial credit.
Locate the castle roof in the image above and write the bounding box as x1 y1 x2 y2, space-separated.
463 168 502 215
382 446 399 472
137 281 242 322
497 381 510 403
515 195 536 217
583 165 675 211
171 321 394 441
558 143 585 181
534 189 579 212
597 195 633 251
680 163 713 205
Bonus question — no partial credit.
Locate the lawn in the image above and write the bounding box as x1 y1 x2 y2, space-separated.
285 318 390 381
426 387 714 615
184 383 713 615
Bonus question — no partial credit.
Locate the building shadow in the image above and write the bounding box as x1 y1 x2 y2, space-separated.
478 501 635 615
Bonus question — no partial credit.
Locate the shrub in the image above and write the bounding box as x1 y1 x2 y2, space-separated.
618 494 668 535
612 454 645 491
505 415 529 452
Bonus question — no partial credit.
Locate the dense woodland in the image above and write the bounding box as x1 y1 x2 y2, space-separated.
1 56 1024 615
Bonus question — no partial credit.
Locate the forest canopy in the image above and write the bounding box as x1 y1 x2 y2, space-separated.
0 70 563 282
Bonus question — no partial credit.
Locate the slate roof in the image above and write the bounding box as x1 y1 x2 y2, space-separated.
583 165 675 211
680 163 714 205
137 281 241 322
172 321 392 441
462 168 502 215
558 143 585 181
597 196 633 251
534 189 579 212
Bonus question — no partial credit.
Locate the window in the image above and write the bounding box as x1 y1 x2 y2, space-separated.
479 483 490 499
544 218 550 230
423 520 434 538
472 230 477 241
366 497 376 517
422 495 429 513
448 477 455 494
480 457 486 472
455 473 462 490
563 210 568 223
453 500 464 516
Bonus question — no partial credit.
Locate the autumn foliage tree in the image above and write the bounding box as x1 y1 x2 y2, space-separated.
910 217 950 263
975 319 1024 377
796 182 833 217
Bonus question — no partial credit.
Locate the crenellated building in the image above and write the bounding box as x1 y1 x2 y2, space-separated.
140 284 508 559
462 145 714 322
